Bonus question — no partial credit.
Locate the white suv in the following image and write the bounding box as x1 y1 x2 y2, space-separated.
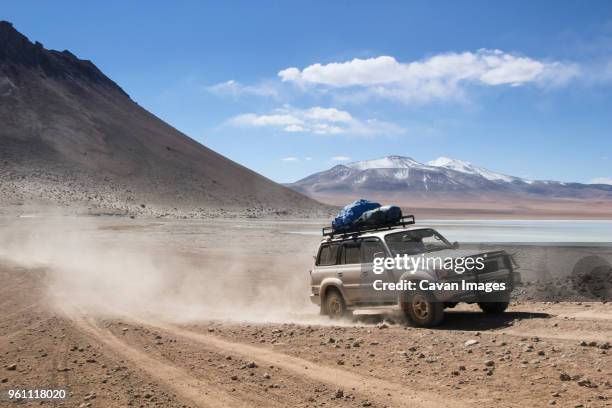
309 224 520 327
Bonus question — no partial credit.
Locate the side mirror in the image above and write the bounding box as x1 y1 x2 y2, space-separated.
452 241 460 249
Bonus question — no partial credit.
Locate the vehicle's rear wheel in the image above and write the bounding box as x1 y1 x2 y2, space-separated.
323 289 348 319
478 301 509 314
401 289 444 327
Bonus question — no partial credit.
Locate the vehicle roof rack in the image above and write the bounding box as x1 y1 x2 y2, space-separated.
322 215 416 239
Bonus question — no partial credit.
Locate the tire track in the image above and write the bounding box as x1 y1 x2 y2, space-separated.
142 320 472 408
63 310 249 408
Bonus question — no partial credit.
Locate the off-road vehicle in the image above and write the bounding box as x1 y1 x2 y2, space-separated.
309 215 521 327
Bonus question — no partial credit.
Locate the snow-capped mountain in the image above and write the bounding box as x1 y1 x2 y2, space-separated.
427 157 522 183
347 156 428 171
285 155 612 201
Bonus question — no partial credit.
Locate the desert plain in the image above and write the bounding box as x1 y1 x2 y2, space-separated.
0 215 610 408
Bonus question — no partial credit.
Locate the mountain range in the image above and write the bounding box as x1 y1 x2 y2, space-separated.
0 21 324 217
286 155 612 203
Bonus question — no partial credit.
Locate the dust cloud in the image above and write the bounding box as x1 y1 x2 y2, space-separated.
0 215 329 324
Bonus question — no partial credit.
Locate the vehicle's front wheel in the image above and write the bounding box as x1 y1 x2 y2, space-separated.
401 290 444 327
478 301 509 314
323 289 348 319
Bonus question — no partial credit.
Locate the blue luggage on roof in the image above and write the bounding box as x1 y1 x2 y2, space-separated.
357 205 402 226
331 199 381 231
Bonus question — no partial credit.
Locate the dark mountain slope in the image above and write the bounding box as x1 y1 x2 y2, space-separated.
0 21 324 216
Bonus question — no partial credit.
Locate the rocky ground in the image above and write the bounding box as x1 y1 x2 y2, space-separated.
0 216 610 407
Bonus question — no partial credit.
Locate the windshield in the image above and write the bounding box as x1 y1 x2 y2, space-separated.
384 228 452 255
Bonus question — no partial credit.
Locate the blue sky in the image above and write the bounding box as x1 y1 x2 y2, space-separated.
3 1 612 183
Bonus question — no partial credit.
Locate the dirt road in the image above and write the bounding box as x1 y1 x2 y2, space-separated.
0 217 610 407
1 262 610 408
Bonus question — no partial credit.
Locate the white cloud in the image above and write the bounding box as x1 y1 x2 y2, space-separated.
331 156 351 162
227 106 404 136
304 106 353 123
284 124 305 132
282 157 299 162
278 50 580 103
590 177 612 185
305 157 313 161
206 80 279 98
230 112 302 128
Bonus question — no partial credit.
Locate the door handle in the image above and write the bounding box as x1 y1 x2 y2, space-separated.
361 271 368 276
337 272 343 277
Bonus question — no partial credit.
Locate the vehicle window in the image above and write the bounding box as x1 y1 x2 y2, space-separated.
317 244 339 266
341 242 361 264
361 239 386 263
384 229 452 256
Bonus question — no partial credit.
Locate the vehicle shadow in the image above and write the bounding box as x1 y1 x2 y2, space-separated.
436 310 552 331
353 310 552 331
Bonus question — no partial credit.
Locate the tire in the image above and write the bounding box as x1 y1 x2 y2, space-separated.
323 289 348 319
401 289 444 327
478 301 509 314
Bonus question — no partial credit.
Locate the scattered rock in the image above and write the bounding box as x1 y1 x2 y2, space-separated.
464 339 479 347
577 377 597 388
335 389 344 399
6 364 16 371
83 393 96 401
263 372 271 379
484 360 495 367
559 372 571 381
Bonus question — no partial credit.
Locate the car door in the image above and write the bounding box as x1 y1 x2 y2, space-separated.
336 240 364 304
314 243 341 287
360 238 396 304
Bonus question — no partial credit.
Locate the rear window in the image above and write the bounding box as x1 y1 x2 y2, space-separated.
341 243 361 264
361 239 386 263
317 244 340 266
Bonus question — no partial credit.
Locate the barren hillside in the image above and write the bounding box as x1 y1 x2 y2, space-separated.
0 21 325 217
